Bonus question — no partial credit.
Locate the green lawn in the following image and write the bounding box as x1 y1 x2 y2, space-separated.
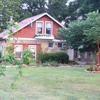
0 67 100 100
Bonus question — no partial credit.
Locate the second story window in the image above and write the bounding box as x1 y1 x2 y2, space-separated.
46 22 52 34
36 22 43 34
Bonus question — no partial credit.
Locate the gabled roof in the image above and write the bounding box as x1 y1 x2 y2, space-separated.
0 13 64 38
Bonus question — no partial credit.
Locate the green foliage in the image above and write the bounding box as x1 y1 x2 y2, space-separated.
66 0 100 24
11 83 17 89
1 44 16 64
0 66 6 76
21 48 33 65
0 18 23 89
12 59 20 65
37 50 43 61
1 0 100 31
84 11 100 45
78 0 100 19
86 66 98 72
58 11 98 52
41 52 69 64
1 0 21 31
29 60 39 67
47 0 68 22
3 52 15 64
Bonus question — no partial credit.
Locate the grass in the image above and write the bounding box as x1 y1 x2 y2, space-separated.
0 67 100 100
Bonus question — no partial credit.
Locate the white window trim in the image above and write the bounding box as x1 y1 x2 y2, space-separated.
48 42 54 49
45 21 53 35
14 45 23 58
36 21 44 34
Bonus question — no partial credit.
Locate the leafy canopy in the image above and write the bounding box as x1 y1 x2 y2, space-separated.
84 11 100 45
58 11 99 52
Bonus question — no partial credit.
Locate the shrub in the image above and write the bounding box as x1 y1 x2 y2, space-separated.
41 52 69 64
29 60 39 67
49 61 59 67
21 48 33 65
86 66 98 71
13 59 20 65
3 52 15 64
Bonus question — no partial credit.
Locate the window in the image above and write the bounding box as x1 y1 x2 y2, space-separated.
46 22 52 34
36 22 43 34
28 45 36 59
58 43 63 48
48 43 53 48
14 45 23 58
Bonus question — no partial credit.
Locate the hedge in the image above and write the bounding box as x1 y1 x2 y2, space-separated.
41 52 69 64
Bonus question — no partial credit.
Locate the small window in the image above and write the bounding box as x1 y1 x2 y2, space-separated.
48 43 53 48
14 45 23 58
58 43 63 48
46 22 52 34
36 22 43 34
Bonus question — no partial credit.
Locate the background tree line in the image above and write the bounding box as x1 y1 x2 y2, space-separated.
0 0 100 32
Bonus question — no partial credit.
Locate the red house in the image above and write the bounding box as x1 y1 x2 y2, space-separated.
0 13 66 59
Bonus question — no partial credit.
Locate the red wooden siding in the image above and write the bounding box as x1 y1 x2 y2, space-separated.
13 22 36 38
13 15 62 38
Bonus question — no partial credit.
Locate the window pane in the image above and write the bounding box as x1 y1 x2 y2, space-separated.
46 22 52 34
37 22 43 34
37 28 42 34
37 22 42 27
58 43 62 48
46 23 51 28
46 28 51 34
48 43 53 47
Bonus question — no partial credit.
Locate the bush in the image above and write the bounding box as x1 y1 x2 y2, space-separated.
86 66 98 71
21 48 33 65
3 52 15 64
29 60 39 67
13 59 20 65
41 52 69 64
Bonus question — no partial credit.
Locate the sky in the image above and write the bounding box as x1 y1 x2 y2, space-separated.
67 0 75 4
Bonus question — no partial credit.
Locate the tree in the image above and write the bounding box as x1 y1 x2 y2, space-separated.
47 0 68 23
22 0 46 16
78 0 100 18
0 1 3 31
84 11 100 45
65 0 83 24
57 14 97 52
67 0 100 21
1 0 22 31
1 0 47 31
